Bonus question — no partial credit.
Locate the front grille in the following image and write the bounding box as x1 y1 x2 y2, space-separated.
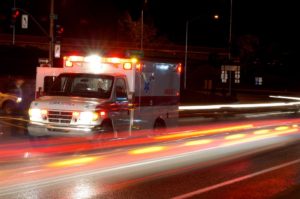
48 111 72 124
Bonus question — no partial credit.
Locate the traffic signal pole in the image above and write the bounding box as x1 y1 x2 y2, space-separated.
49 0 54 67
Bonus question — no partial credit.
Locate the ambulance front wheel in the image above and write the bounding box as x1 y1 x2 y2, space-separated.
101 120 113 133
94 120 114 140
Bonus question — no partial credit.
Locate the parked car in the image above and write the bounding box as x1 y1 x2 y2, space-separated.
0 92 22 115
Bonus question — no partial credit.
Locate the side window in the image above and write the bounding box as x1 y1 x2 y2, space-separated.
44 76 57 93
115 78 127 101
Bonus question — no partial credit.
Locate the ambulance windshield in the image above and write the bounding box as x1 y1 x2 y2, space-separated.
48 73 114 99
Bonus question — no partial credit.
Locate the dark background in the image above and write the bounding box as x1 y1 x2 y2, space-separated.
1 0 298 47
0 0 299 92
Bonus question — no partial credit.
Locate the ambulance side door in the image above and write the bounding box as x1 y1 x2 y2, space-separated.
111 78 130 132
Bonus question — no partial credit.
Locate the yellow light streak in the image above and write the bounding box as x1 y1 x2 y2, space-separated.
48 156 98 167
184 139 212 146
273 128 298 136
129 146 166 155
275 126 289 131
222 134 278 147
253 129 271 135
222 128 298 147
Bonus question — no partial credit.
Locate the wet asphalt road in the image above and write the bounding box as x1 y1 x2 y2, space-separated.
0 114 28 142
2 124 300 199
2 112 300 198
99 142 300 199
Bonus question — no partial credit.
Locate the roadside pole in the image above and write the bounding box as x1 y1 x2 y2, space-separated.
49 0 54 67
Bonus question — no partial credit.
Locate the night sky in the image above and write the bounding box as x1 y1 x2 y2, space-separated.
0 0 299 49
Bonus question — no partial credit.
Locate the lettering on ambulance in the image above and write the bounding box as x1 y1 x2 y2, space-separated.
142 73 154 93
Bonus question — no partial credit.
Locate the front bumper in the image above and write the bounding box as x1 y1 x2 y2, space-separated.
27 122 102 137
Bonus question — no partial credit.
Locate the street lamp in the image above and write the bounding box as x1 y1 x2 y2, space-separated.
184 18 200 90
184 2 232 92
184 20 189 90
140 0 147 51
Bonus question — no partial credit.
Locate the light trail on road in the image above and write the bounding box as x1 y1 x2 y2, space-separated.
1 117 300 198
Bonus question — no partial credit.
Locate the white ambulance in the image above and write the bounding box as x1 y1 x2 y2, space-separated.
27 54 181 138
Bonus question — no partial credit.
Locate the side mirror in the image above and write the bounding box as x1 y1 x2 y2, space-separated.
36 87 43 98
128 92 134 102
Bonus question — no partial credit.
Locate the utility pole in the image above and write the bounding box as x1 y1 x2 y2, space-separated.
12 0 16 45
141 9 143 50
140 0 147 51
184 20 189 90
49 0 54 67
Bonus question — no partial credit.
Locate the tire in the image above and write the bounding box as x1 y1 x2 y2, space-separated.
101 120 113 133
153 118 166 132
93 120 114 141
2 101 16 115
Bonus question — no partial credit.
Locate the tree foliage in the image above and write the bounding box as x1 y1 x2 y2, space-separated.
118 11 171 47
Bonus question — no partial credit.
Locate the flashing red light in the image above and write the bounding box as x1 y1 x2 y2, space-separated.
100 111 106 117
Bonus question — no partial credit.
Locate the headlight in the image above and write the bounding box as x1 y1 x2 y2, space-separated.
29 108 47 122
73 111 100 124
79 112 99 124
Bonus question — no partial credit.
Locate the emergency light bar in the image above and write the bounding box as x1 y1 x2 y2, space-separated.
84 55 101 63
63 55 138 70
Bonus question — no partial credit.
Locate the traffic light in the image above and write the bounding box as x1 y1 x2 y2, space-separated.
55 24 64 42
11 8 20 26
